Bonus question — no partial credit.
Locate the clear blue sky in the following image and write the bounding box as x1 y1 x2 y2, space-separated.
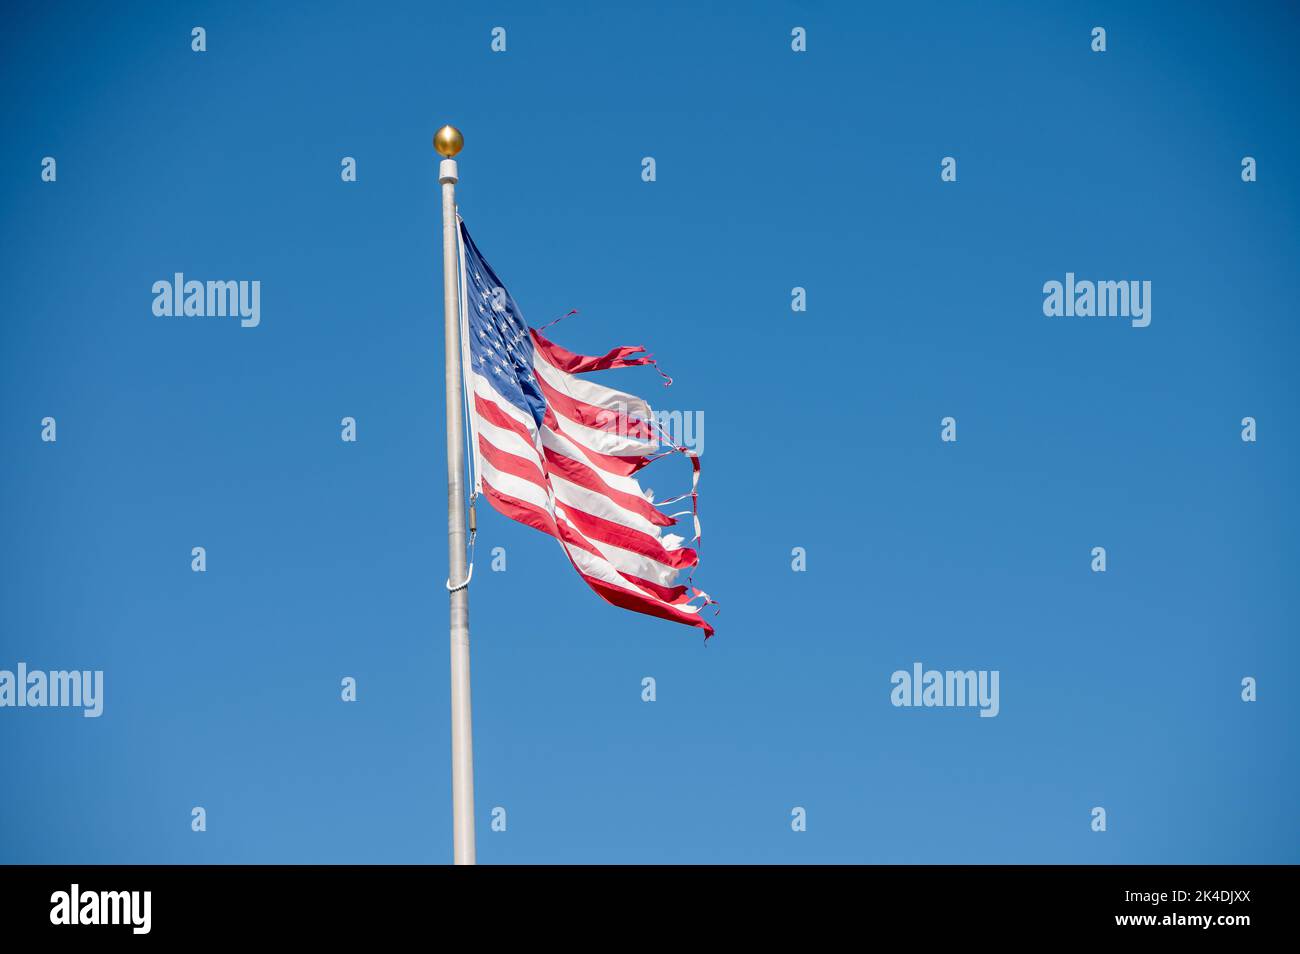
2 0 1297 863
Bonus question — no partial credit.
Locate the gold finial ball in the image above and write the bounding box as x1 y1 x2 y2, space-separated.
434 125 464 158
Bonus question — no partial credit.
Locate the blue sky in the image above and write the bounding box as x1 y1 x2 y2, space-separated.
1 0 1297 863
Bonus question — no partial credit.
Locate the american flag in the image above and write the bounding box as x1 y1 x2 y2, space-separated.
457 219 715 639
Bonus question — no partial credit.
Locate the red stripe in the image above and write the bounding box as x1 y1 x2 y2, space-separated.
530 328 653 373
616 572 691 605
480 480 556 538
478 435 547 491
552 513 610 561
534 372 655 440
542 408 649 476
580 572 714 639
556 500 697 570
474 392 535 446
485 486 712 638
480 477 606 565
543 446 675 528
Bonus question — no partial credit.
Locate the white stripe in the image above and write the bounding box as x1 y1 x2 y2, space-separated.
544 408 658 458
477 415 543 468
470 371 540 436
561 544 702 616
476 398 668 538
532 352 655 422
549 473 671 541
483 456 686 588
566 527 684 587
480 459 553 514
475 373 677 544
539 426 651 499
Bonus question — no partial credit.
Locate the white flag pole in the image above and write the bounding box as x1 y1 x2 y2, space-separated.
435 124 476 865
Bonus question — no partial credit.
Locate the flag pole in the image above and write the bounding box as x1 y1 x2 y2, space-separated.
435 123 476 865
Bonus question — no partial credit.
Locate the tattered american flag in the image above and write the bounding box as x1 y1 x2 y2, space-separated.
457 220 715 639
